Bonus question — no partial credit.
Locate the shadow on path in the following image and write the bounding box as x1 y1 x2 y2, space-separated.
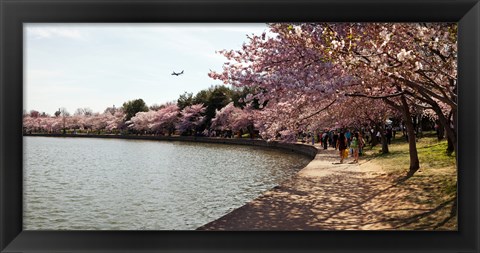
198 148 456 230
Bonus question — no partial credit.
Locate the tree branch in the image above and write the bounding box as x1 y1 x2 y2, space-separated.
299 99 337 121
382 97 403 111
345 92 404 99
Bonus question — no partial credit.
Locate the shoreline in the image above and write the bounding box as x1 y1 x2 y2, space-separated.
197 145 456 230
196 147 357 230
26 133 321 229
25 134 456 230
23 133 318 159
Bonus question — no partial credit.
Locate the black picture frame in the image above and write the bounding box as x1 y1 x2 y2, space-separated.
1 0 479 252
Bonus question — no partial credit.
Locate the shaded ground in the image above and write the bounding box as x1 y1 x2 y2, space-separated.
197 146 457 231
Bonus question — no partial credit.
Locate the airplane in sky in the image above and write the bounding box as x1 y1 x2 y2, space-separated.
171 70 184 76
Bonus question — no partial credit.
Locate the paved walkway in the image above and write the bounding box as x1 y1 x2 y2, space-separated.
197 146 456 230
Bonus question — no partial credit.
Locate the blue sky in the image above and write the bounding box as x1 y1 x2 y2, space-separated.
24 23 269 115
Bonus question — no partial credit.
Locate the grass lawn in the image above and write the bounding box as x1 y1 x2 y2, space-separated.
364 131 456 173
362 131 457 230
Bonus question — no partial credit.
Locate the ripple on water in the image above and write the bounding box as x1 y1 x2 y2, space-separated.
23 136 312 230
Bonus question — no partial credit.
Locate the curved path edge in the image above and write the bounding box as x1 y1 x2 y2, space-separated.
197 147 457 231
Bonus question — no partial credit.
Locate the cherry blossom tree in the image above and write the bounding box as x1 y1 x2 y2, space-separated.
23 115 36 133
67 115 84 133
23 114 62 133
210 22 456 174
298 23 456 172
176 103 205 135
211 102 254 137
49 117 63 133
210 102 236 132
127 110 156 133
84 113 118 134
149 104 180 136
83 114 98 133
105 110 126 133
208 28 350 141
295 23 456 149
127 105 180 135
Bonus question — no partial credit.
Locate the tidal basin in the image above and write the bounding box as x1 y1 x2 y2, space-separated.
23 136 312 230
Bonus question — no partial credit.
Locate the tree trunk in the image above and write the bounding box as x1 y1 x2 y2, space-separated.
431 105 457 155
380 126 389 154
447 136 455 155
374 123 389 154
416 115 423 138
417 89 456 155
437 122 444 140
400 95 420 175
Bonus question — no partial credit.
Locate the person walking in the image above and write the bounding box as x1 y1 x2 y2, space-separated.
336 132 348 164
358 132 365 156
351 132 360 163
332 131 339 150
322 131 328 150
328 130 334 147
345 129 352 146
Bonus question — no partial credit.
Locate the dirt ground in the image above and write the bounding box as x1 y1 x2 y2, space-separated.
197 146 457 231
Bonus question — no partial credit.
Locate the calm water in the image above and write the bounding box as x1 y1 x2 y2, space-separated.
23 136 312 230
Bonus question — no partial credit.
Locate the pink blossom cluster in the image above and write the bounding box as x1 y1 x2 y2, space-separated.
209 23 456 145
23 109 126 134
210 102 253 133
122 103 207 135
25 23 456 147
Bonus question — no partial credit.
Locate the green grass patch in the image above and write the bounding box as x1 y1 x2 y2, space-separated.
365 133 457 226
362 133 457 230
363 133 456 174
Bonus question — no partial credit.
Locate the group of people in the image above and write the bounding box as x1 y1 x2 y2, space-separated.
313 129 365 164
335 130 365 164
